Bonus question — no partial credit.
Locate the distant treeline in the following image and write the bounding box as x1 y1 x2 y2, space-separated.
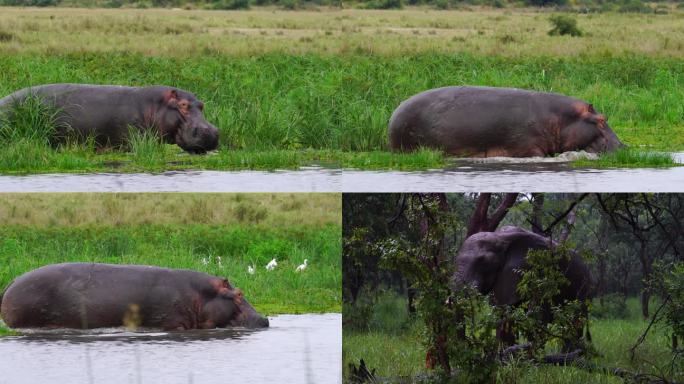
1 0 681 12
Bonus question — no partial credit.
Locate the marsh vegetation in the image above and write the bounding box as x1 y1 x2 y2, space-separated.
0 8 682 172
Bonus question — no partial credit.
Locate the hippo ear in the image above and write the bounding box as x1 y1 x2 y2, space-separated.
163 89 179 106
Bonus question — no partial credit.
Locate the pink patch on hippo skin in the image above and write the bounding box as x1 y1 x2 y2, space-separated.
234 289 244 305
163 89 179 104
573 102 607 128
177 99 190 117
211 278 232 295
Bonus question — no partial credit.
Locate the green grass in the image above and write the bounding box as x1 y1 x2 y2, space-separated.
343 297 680 383
0 321 19 336
2 9 684 172
573 147 679 168
0 94 64 146
0 194 341 318
0 145 448 174
127 127 168 168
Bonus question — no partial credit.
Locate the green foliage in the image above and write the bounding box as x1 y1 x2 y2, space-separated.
212 0 250 9
126 126 168 168
525 0 566 7
618 0 651 13
368 291 412 334
0 95 65 147
343 292 375 331
574 148 678 169
548 15 583 37
379 197 499 382
363 0 403 9
592 293 629 319
649 262 684 347
0 0 59 6
513 246 590 356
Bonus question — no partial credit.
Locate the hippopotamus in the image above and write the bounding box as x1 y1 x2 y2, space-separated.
0 84 219 154
0 263 269 330
388 86 623 157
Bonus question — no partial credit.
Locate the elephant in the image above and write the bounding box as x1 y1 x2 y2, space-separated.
452 226 593 348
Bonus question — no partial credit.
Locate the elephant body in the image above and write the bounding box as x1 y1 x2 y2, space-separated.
452 226 593 346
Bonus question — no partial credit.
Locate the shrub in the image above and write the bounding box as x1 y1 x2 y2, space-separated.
548 14 583 37
368 291 411 334
0 30 16 42
618 0 651 13
364 0 403 9
212 0 250 9
0 0 59 6
592 293 628 319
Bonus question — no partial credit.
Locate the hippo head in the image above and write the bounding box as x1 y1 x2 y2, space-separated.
562 104 624 154
201 278 269 329
156 88 219 154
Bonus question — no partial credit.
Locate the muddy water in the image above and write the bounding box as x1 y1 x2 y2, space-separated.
0 313 341 384
0 154 681 192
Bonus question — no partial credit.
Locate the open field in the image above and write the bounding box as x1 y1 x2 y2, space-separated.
0 193 342 316
1 8 683 172
343 296 676 383
2 7 684 57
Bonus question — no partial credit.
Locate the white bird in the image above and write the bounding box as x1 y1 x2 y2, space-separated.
266 258 277 271
296 259 308 272
247 265 255 275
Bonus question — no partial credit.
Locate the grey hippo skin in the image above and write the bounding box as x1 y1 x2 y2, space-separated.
0 263 269 330
452 226 592 345
388 86 623 157
0 84 219 154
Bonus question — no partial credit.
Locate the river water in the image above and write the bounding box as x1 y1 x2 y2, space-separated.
0 313 341 384
0 154 681 192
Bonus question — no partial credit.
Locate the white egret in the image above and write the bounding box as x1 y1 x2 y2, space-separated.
296 259 308 272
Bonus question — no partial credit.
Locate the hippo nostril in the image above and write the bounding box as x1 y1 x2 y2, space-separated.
192 127 199 137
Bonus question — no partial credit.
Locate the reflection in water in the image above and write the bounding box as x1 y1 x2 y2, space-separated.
0 154 681 192
0 313 341 384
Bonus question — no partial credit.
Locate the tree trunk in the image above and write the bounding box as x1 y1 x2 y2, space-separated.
530 193 544 234
639 241 651 319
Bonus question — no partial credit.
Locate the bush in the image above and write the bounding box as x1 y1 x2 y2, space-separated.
368 291 411 334
548 14 583 37
592 293 628 319
212 0 250 9
525 0 566 6
279 0 299 9
0 0 59 5
364 0 403 9
0 30 16 42
343 294 375 331
618 0 651 13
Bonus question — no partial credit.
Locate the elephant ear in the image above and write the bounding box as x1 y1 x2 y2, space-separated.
490 227 551 305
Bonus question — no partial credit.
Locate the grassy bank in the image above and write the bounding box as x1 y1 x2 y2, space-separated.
1 9 683 172
0 193 342 316
343 296 675 383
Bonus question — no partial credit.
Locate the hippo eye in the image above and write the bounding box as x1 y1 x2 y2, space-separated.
197 103 204 111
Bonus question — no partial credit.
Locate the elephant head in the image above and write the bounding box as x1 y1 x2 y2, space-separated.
452 226 591 306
